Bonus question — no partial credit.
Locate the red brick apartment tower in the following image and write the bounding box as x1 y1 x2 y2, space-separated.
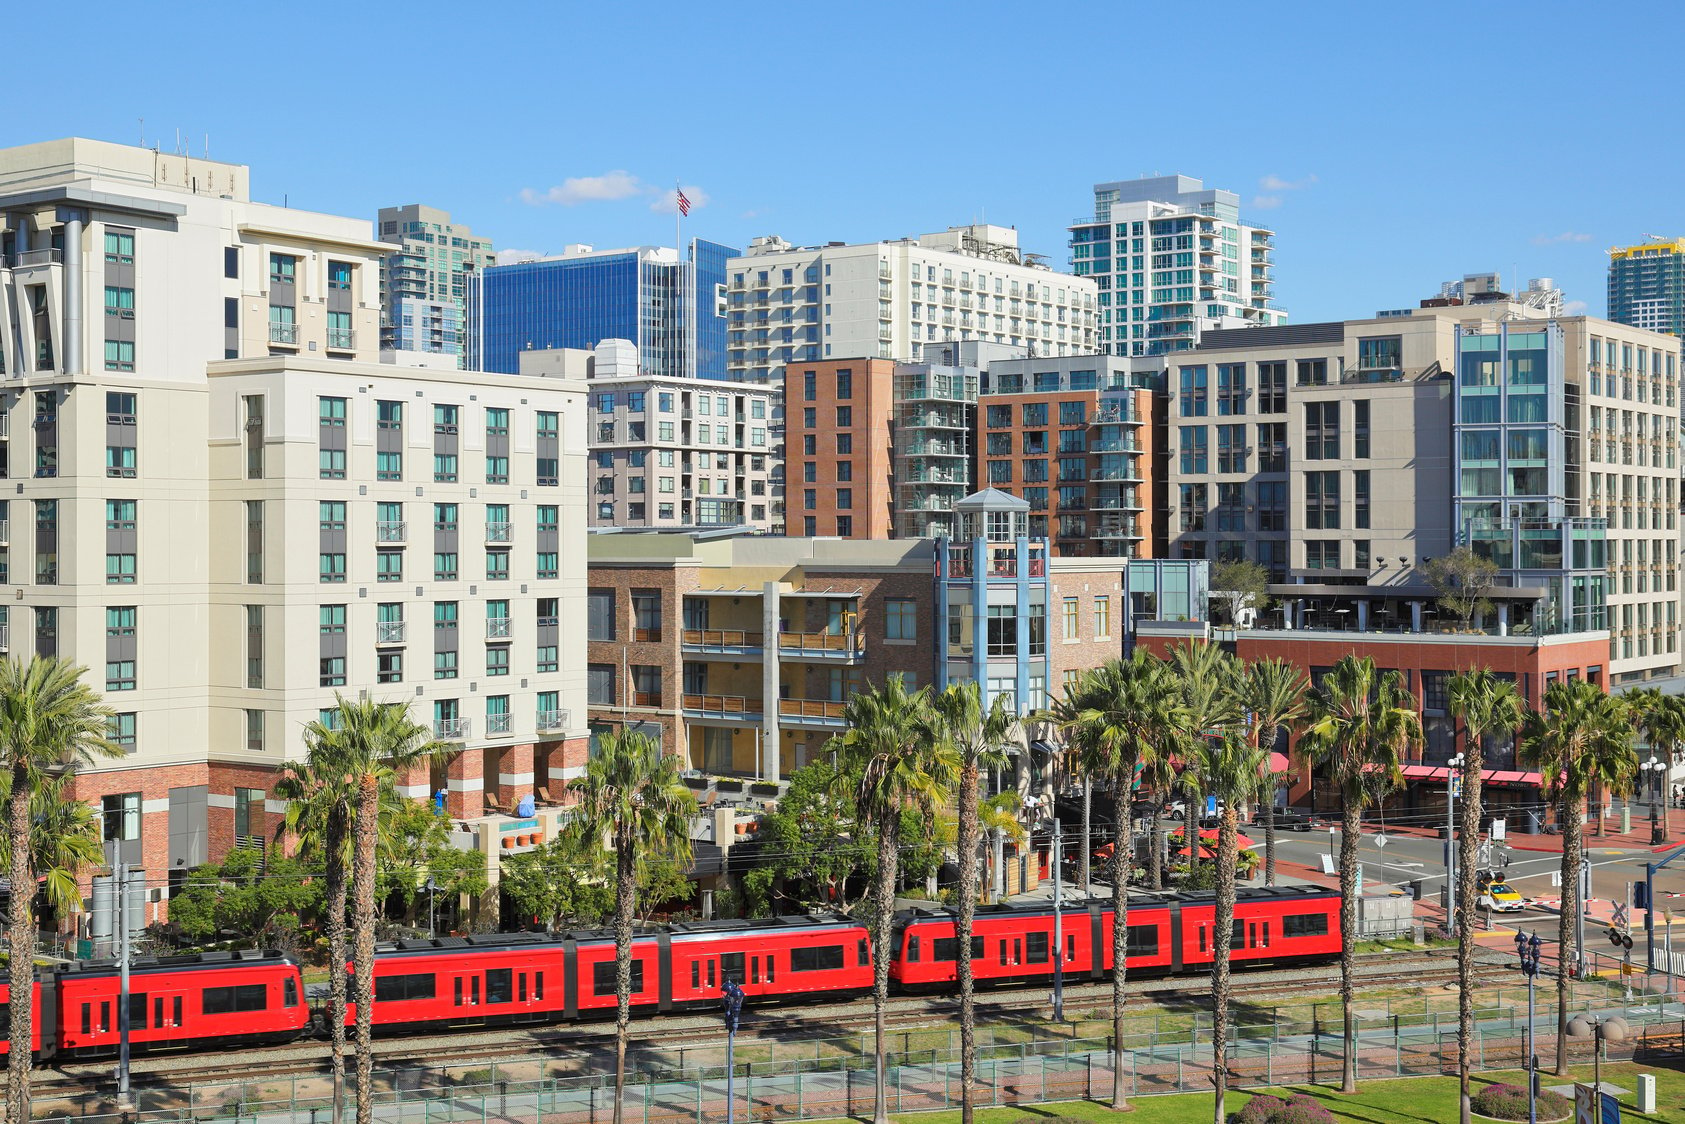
784 359 897 538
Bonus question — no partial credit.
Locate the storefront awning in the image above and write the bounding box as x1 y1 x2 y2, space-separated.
1402 765 1542 787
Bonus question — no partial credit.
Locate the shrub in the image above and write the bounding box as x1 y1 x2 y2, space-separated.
1233 1094 1335 1124
1471 1082 1571 1121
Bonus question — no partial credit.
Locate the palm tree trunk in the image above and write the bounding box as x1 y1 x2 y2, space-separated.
613 838 636 1124
1262 791 1277 887
956 757 980 1124
1555 796 1581 1075
325 808 350 1124
872 813 898 1124
1110 789 1130 1111
1212 805 1238 1123
1456 733 1483 1124
1338 800 1361 1094
1080 778 1092 891
351 774 380 1124
7 768 34 1124
1148 802 1163 891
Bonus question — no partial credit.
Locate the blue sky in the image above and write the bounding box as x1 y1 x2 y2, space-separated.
11 0 1679 322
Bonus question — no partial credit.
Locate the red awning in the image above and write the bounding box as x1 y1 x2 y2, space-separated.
1402 765 1542 787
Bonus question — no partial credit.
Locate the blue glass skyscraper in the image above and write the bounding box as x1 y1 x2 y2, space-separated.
473 238 737 379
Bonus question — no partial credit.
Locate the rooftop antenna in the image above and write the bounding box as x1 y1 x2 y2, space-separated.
137 118 144 147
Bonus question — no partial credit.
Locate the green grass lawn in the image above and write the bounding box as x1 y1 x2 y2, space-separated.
807 1063 1685 1123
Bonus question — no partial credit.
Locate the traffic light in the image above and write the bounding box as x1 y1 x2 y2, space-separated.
1633 883 1649 910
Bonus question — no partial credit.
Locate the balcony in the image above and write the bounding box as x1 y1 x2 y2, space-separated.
632 692 663 708
486 713 513 736
375 521 406 543
487 617 512 639
1095 520 1140 540
435 718 471 741
777 630 864 663
681 693 763 719
376 621 407 645
485 520 513 543
268 323 299 345
327 329 356 351
778 698 848 727
682 628 764 654
536 708 571 731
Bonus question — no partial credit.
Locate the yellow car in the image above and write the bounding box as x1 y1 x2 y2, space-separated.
1479 881 1526 913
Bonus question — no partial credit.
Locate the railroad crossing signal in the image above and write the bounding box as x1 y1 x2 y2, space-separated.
1612 901 1628 928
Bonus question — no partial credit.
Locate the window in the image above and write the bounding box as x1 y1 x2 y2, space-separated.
587 589 615 641
234 787 265 838
1178 366 1208 416
104 338 135 372
1061 597 1079 639
1258 362 1286 413
986 605 1017 657
104 230 135 265
1304 471 1340 530
434 453 458 482
202 985 268 1015
486 646 510 677
790 946 845 972
377 550 403 582
106 608 136 691
485 455 509 484
1354 400 1370 458
1283 913 1329 938
109 712 136 751
486 550 510 581
1179 426 1207 474
375 974 436 1003
377 650 403 684
245 709 264 752
1304 401 1339 459
1304 540 1340 570
593 960 644 995
434 552 458 581
1094 596 1111 639
246 605 264 688
1354 470 1370 529
588 664 616 706
885 599 916 641
536 551 559 579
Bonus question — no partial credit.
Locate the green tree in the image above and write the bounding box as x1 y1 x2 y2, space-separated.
0 773 105 924
1423 547 1500 631
166 847 324 948
758 756 875 909
1446 668 1525 1124
1139 753 1174 889
929 681 1016 1124
1209 558 1271 626
0 657 117 1121
1626 688 1685 841
376 800 489 925
1240 658 1309 886
311 697 448 1124
834 675 957 1124
1169 642 1244 878
563 730 697 1124
1301 655 1421 1094
1062 651 1188 1111
1521 681 1635 1075
1188 731 1266 1124
500 833 615 930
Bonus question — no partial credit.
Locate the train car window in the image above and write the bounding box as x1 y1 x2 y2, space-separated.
454 977 462 1006
173 996 183 1026
100 1002 111 1033
1283 913 1329 938
1025 932 1049 964
472 977 481 1004
857 940 869 967
791 946 844 972
518 974 528 1003
284 977 299 1007
932 937 985 961
534 972 544 1000
1125 925 1159 957
750 956 760 983
486 968 513 1004
722 952 745 983
906 936 920 963
153 998 164 1028
691 962 700 989
706 961 715 988
80 1004 90 1036
766 957 775 983
1262 922 1270 948
128 993 147 1029
376 974 436 1003
1197 925 1207 954
1066 934 1077 963
203 984 268 1014
593 960 645 994
1232 919 1246 948
998 940 1009 966
1014 939 1022 965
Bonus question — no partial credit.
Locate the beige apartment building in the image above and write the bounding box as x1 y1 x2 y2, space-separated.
1165 298 1680 682
0 138 589 918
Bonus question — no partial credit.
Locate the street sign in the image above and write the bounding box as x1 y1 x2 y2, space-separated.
1375 834 1389 848
1491 818 1507 841
1206 795 1217 817
1552 869 1563 888
1478 842 1492 866
1451 774 1463 799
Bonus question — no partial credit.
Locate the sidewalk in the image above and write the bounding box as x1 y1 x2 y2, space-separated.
1359 807 1685 855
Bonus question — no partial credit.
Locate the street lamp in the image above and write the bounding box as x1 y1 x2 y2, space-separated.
1514 932 1542 1124
1026 795 1065 1022
1565 1013 1628 1113
92 808 134 1111
1448 753 1465 934
721 980 746 1124
1643 755 1667 845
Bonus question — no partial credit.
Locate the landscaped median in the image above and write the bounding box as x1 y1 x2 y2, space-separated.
800 1064 1684 1124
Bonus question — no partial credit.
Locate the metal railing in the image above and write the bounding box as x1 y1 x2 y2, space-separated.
268 322 298 344
682 628 763 648
486 617 512 639
777 631 862 655
779 698 847 721
536 708 571 730
485 520 513 543
376 621 407 644
682 693 762 715
435 718 470 741
375 520 406 543
327 328 356 350
486 713 513 736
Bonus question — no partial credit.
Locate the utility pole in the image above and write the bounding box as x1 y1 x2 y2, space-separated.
1446 756 1463 933
1052 816 1064 1022
116 856 132 1109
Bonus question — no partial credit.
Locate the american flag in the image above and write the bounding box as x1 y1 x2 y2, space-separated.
676 189 692 217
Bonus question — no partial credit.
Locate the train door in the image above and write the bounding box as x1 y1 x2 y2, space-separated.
151 991 186 1039
451 971 482 1011
78 997 113 1044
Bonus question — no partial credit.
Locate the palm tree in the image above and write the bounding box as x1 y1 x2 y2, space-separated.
1169 643 1243 876
1240 659 1309 886
1300 655 1421 1094
1064 652 1188 1111
978 790 1026 898
1521 681 1635 1075
1446 669 1525 1124
834 675 958 1124
1189 730 1265 1123
9 773 105 922
316 696 448 1124
929 680 1016 1124
276 731 359 1124
1139 753 1175 890
564 729 697 1124
1628 688 1685 842
0 657 117 1121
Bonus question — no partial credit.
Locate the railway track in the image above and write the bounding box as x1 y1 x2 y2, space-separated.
36 947 1511 1097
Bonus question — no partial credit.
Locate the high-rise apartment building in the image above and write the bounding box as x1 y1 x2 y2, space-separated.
0 138 589 910
532 341 785 532
375 204 495 365
977 354 1164 559
1608 238 1685 340
785 358 897 540
473 239 736 380
1164 298 1680 683
1070 175 1285 358
727 225 1098 382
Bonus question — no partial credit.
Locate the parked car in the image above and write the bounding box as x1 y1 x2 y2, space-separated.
1267 808 1314 832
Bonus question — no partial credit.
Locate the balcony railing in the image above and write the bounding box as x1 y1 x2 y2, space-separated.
435 718 471 741
485 521 513 543
486 713 513 736
486 617 512 639
682 693 762 715
376 621 407 645
777 630 863 656
375 521 406 543
327 329 356 351
268 323 299 345
778 698 847 722
632 692 663 708
681 628 763 649
537 708 571 731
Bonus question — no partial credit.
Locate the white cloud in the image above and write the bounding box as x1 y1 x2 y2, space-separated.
1561 299 1589 315
495 248 546 265
520 170 644 207
1259 173 1318 192
1250 195 1284 210
650 184 710 215
1530 231 1593 246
